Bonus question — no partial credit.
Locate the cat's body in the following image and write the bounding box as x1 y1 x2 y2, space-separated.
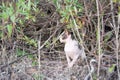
59 30 85 68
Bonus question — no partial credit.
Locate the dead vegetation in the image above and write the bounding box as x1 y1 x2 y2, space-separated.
0 0 120 80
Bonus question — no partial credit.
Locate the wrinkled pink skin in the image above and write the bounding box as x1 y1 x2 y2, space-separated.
60 30 85 68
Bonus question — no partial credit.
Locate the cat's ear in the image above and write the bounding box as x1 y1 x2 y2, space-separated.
64 29 69 36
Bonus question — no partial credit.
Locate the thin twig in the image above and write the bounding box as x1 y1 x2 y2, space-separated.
110 0 120 79
38 33 41 72
96 0 101 79
37 33 41 79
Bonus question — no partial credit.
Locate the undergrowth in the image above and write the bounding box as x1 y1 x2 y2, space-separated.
0 0 119 80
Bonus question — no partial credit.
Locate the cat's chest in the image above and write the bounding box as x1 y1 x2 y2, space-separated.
64 40 80 53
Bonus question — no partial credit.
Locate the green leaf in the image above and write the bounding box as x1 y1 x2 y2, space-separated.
45 41 51 48
2 12 9 20
108 64 115 73
10 15 16 23
28 54 34 59
16 48 25 57
112 0 117 3
104 32 112 42
27 0 31 10
5 4 14 17
32 61 38 66
0 31 3 38
23 36 37 47
6 24 13 37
